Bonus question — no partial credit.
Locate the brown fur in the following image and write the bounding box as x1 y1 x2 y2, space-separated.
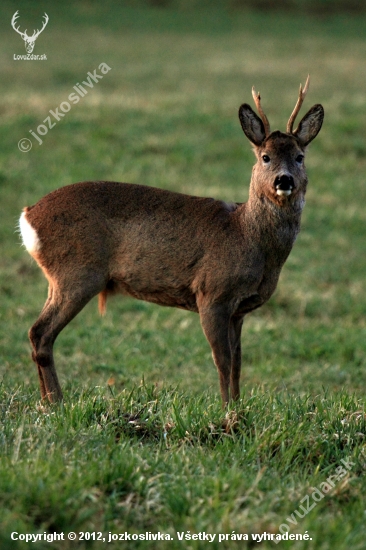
21 83 324 405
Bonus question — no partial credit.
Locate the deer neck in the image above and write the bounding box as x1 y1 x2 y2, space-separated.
239 183 305 258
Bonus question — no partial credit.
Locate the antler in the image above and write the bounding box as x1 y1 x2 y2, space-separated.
32 13 49 40
252 87 270 137
287 75 310 134
11 11 27 39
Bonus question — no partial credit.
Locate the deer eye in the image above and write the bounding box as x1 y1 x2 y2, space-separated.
262 155 270 163
296 154 304 163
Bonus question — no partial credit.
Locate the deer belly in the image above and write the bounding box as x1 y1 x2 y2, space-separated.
104 276 198 312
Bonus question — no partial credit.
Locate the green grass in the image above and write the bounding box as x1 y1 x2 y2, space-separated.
1 385 365 549
1 2 366 548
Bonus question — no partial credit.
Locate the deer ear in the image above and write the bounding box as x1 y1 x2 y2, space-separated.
293 104 324 146
238 104 266 146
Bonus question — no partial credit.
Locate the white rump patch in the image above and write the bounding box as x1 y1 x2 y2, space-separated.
19 211 40 254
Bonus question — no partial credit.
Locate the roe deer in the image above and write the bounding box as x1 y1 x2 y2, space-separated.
19 76 324 405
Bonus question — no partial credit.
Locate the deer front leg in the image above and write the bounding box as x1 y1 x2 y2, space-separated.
199 304 232 406
229 315 244 401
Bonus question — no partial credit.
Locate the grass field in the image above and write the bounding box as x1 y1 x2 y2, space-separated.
1 1 366 548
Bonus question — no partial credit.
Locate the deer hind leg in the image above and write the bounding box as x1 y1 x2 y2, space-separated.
229 315 244 401
30 284 57 400
199 303 232 406
29 272 106 403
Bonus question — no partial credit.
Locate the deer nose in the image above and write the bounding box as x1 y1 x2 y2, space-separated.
275 174 294 196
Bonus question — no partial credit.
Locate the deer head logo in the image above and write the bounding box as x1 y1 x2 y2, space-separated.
11 11 49 54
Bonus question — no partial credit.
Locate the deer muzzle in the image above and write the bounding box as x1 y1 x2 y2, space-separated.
275 174 294 197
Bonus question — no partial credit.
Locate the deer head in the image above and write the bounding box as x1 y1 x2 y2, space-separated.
11 11 49 54
238 76 324 208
